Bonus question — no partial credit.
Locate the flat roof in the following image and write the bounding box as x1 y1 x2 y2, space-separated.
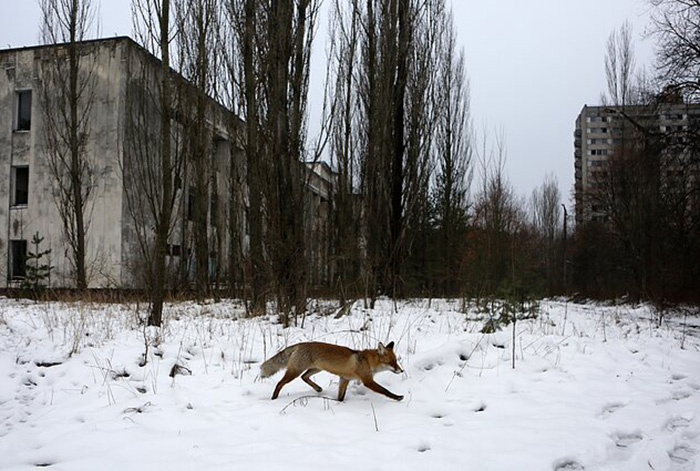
0 36 134 55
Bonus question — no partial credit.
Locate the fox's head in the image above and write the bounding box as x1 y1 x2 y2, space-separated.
377 341 404 374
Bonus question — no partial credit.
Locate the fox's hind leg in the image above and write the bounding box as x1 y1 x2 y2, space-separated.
271 368 302 400
301 368 323 393
337 378 350 401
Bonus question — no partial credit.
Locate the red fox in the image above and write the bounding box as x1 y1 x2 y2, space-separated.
260 341 404 401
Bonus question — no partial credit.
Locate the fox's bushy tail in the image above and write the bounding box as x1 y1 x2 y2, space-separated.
260 346 295 378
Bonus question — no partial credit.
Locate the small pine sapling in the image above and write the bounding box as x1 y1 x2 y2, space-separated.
22 231 53 295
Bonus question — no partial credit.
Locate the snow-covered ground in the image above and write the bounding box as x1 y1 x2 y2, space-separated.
0 297 699 471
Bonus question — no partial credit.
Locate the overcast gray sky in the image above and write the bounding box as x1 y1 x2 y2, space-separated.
1 0 655 203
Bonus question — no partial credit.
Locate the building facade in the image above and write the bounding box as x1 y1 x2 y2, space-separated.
1 36 337 291
573 102 700 226
304 161 334 289
0 37 241 289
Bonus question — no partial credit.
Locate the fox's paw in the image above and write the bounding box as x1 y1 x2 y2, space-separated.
395 395 404 401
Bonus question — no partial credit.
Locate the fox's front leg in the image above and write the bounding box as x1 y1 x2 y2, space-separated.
271 369 302 400
362 378 403 401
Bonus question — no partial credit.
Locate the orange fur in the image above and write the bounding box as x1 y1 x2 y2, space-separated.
260 341 404 401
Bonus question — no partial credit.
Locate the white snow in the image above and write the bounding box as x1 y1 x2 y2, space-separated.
0 298 699 471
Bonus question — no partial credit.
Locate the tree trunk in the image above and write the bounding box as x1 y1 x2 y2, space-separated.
149 0 173 326
244 0 266 314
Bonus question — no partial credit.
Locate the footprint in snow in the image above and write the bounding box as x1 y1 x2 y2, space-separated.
553 459 584 470
416 442 431 453
599 402 625 419
667 417 692 431
657 390 693 404
673 390 693 401
668 444 696 465
420 360 444 371
23 376 38 388
612 432 643 448
671 373 687 382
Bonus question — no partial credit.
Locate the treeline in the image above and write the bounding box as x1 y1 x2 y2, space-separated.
299 0 569 306
38 0 699 327
573 8 700 304
137 0 569 316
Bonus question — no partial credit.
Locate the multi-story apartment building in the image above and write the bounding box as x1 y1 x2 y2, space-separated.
573 102 700 226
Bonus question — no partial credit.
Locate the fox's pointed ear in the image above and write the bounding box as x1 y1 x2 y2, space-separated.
386 341 394 350
378 342 386 354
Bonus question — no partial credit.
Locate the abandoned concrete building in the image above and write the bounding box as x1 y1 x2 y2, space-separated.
304 161 334 288
0 36 335 290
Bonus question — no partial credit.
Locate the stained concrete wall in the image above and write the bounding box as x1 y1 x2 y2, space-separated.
0 39 173 288
118 40 242 289
1 37 332 291
0 40 128 288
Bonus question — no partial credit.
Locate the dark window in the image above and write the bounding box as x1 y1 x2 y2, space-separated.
187 187 195 221
12 167 29 206
17 90 32 131
10 240 27 280
210 193 218 226
167 244 182 257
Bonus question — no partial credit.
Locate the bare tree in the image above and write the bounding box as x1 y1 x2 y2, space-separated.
467 132 531 296
218 0 266 311
358 0 386 305
177 0 220 297
38 0 98 291
218 1 248 302
353 0 446 302
603 21 636 107
531 174 561 295
649 0 700 299
432 6 472 295
586 22 662 298
262 0 319 324
238 0 268 314
327 0 362 303
650 0 700 101
127 0 180 325
387 0 411 298
219 0 320 321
